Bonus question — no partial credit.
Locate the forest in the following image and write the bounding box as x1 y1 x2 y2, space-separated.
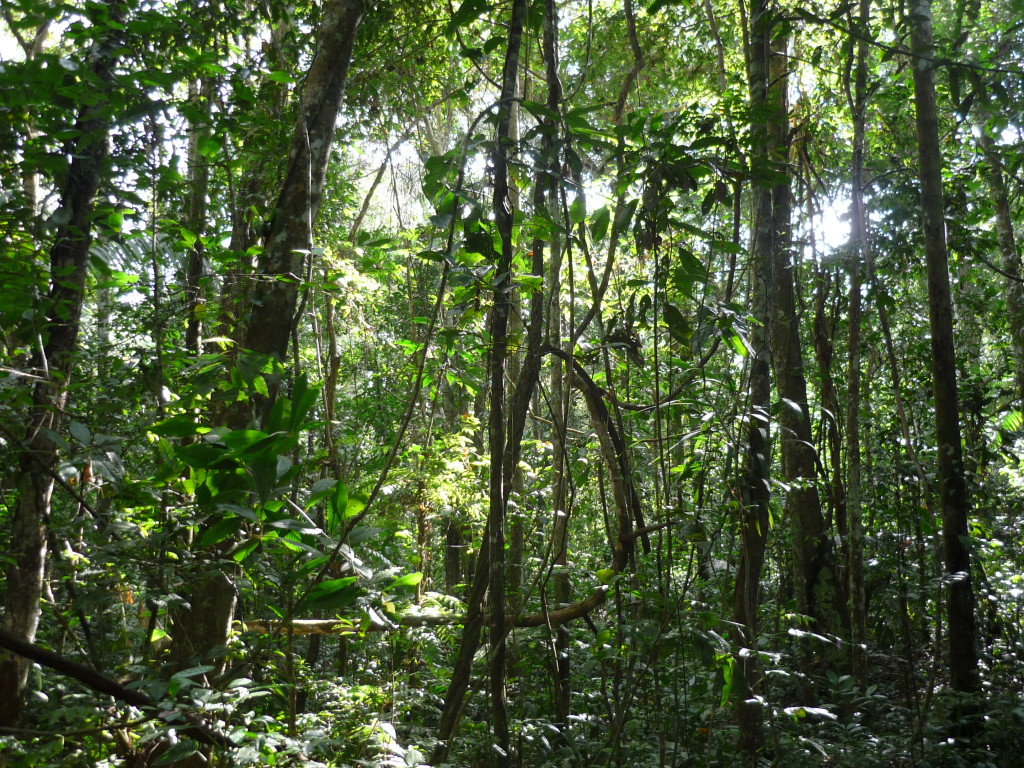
0 0 1023 765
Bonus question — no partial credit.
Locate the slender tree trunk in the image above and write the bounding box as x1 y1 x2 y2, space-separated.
845 0 870 686
485 0 531 758
184 77 213 355
976 129 1024 411
0 0 123 725
430 4 529 764
732 0 777 757
909 0 979 723
768 37 840 643
548 226 570 728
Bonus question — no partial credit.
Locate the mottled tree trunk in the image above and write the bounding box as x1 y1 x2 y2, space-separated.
184 77 213 355
171 0 364 676
242 0 364 363
0 0 122 725
845 0 870 686
767 36 840 642
976 129 1024 412
732 0 778 758
909 0 979 724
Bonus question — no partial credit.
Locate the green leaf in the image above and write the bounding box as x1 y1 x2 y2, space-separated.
220 429 271 452
197 135 221 158
1000 410 1022 431
326 481 349 534
174 442 234 469
304 577 360 610
307 478 338 509
172 665 216 680
231 538 260 563
289 375 320 430
521 99 558 123
199 517 244 548
589 205 610 241
613 199 639 234
267 518 320 534
153 740 199 766
663 304 692 346
69 421 91 446
447 0 491 34
107 210 124 233
718 654 734 707
388 571 423 590
149 415 205 438
569 196 586 226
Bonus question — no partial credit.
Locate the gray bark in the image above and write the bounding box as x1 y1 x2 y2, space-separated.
909 0 979 713
0 0 122 725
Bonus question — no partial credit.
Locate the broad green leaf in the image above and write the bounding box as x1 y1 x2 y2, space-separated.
307 478 338 509
69 420 91 446
326 481 349 534
231 538 260 563
220 429 270 451
304 577 360 611
172 665 216 680
149 415 205 438
388 572 423 589
589 205 610 241
199 517 244 548
569 196 585 226
153 740 199 766
663 304 692 346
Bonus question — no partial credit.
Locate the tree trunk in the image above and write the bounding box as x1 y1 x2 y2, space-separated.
484 0 531 758
171 0 364 676
976 128 1024 411
0 0 123 725
845 0 871 686
767 36 840 642
909 0 979 724
732 0 778 757
242 0 364 363
184 77 213 355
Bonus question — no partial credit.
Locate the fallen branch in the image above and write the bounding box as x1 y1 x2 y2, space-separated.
239 589 611 636
0 629 235 749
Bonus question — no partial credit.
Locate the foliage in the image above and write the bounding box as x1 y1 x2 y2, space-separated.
2 0 1024 766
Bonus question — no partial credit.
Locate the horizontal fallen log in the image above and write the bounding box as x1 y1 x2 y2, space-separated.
239 586 609 636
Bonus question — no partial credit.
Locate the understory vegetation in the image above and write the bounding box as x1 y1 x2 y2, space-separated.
1 0 1024 766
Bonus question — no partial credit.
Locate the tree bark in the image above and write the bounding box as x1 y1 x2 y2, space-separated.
430 3 529 764
976 128 1024 412
732 0 778 758
171 0 364 680
484 0 530 759
909 0 979 721
242 0 364 362
767 36 840 641
0 0 122 726
184 77 213 355
845 0 871 686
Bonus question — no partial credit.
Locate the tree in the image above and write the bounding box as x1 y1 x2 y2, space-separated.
0 0 124 724
909 0 979 724
3 0 1024 765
